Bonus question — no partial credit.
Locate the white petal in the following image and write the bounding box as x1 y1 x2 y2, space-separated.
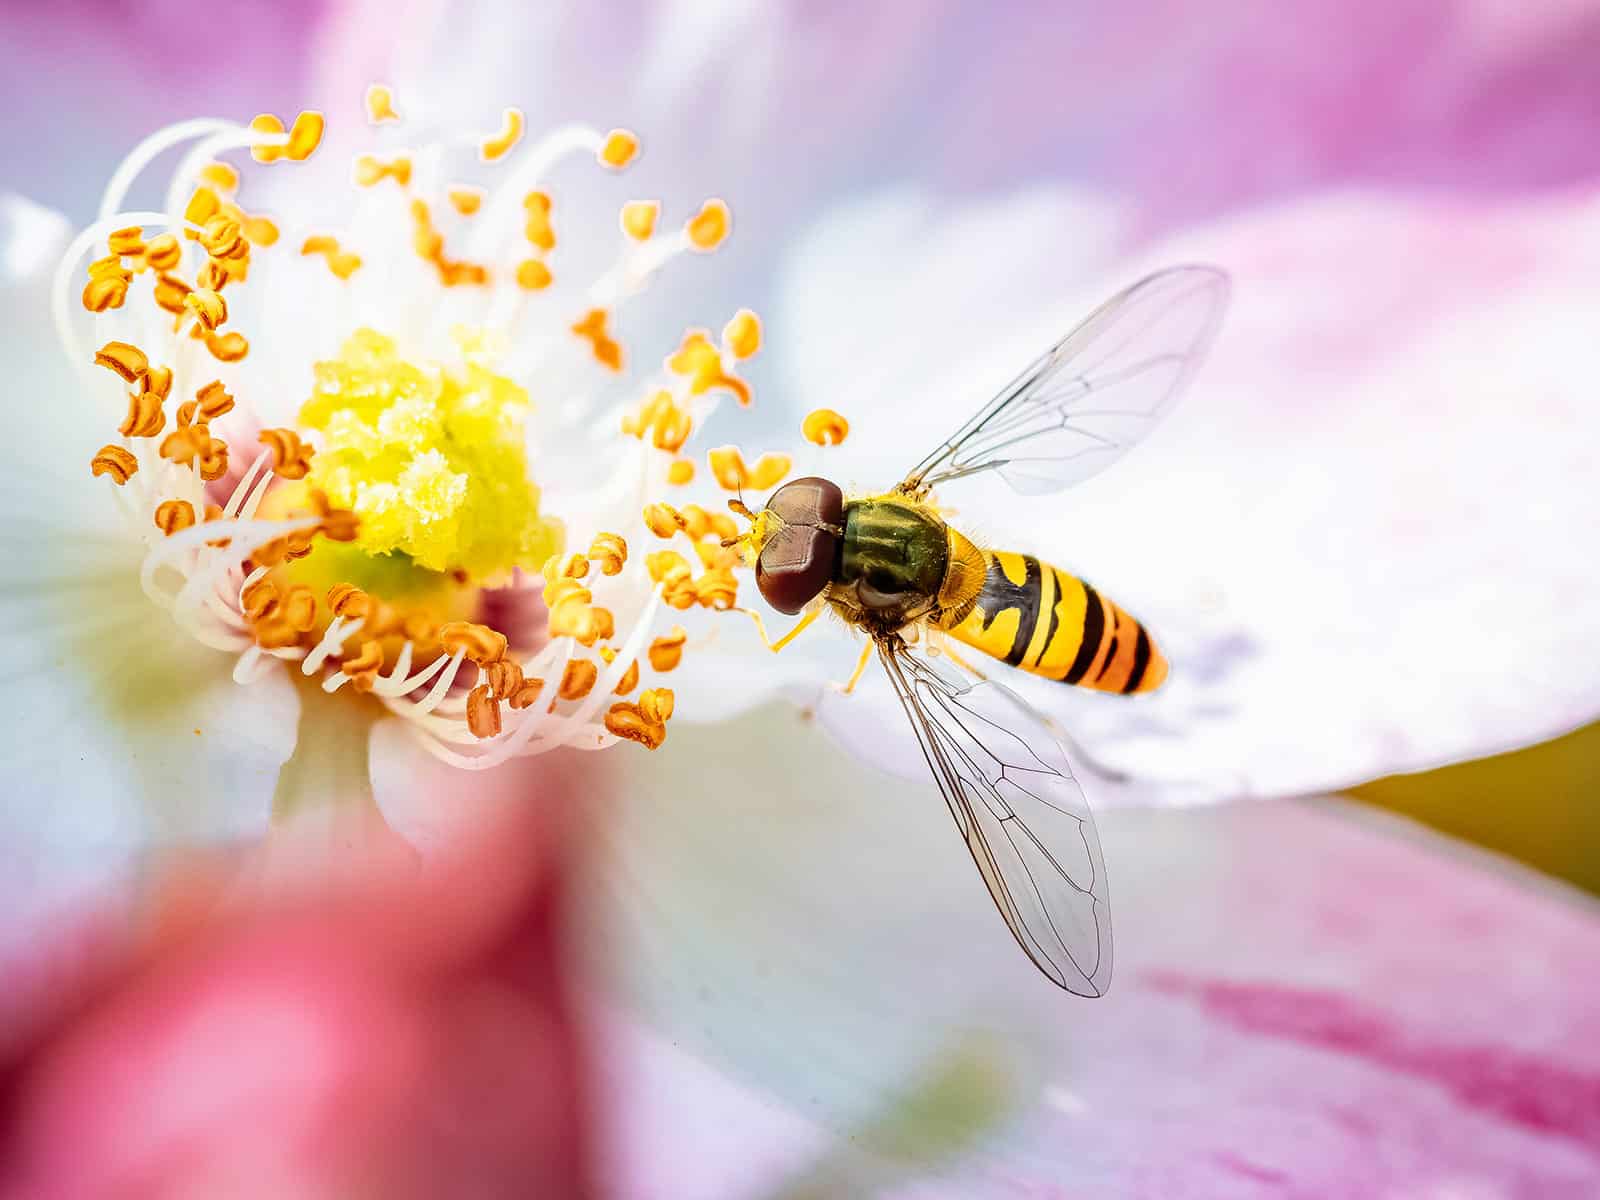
771 187 1600 797
586 705 1600 1193
0 237 299 932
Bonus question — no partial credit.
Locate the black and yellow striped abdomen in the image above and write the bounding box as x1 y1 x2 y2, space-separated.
947 551 1167 694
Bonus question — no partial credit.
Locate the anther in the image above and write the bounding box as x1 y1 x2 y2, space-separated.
686 199 730 251
599 129 639 170
802 408 850 447
94 341 148 384
90 445 138 484
559 659 598 701
648 627 687 672
467 685 502 738
154 499 196 536
620 200 658 241
479 108 525 162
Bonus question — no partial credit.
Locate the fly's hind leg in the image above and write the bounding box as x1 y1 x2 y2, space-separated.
741 604 822 653
829 639 875 695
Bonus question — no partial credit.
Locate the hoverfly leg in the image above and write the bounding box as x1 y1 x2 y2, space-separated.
928 633 989 682
827 639 875 695
741 603 823 653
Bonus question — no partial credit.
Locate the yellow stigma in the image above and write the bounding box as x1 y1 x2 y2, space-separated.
297 328 562 579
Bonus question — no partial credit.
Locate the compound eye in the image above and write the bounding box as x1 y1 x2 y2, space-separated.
756 525 836 614
764 476 843 529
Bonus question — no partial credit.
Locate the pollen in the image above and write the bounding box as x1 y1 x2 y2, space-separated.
667 330 751 406
599 129 639 170
467 685 502 738
722 310 761 360
523 191 555 251
620 200 658 241
440 621 508 665
94 340 148 384
643 503 686 539
448 186 484 216
604 702 665 749
479 108 525 162
118 390 165 438
515 259 552 291
295 329 560 578
91 445 138 484
707 445 792 492
686 199 730 251
354 154 412 188
206 331 250 362
183 289 228 332
259 428 314 480
365 84 400 124
248 115 287 163
571 308 623 371
302 235 363 280
648 626 687 672
559 659 599 701
802 408 850 447
143 234 181 271
154 499 197 536
587 532 627 575
667 459 695 485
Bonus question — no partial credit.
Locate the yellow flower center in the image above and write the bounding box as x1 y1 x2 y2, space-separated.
297 327 562 580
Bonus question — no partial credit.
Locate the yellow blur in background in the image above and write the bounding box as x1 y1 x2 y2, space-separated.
1354 722 1600 894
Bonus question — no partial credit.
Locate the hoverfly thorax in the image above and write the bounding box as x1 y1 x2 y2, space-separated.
750 476 844 614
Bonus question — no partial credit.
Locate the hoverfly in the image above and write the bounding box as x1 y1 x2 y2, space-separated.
727 266 1230 995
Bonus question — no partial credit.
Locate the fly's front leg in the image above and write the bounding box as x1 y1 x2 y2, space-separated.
829 639 875 695
741 604 822 653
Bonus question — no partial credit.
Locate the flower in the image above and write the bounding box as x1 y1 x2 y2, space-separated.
9 91 787 895
0 796 590 1197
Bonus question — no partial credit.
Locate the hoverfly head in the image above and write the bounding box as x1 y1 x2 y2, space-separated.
749 476 844 615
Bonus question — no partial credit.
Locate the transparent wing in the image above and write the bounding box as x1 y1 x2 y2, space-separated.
876 639 1113 995
902 265 1229 497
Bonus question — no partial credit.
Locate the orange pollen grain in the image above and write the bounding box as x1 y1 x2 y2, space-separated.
523 191 555 251
613 659 641 696
467 685 502 738
119 390 166 438
801 408 850 447
107 226 145 257
722 309 762 359
448 185 484 216
143 234 181 271
587 532 627 576
686 199 730 251
603 703 665 749
639 687 675 724
82 274 128 312
480 108 525 161
484 659 525 701
666 459 695 486
183 288 227 331
91 445 138 484
707 445 792 492
259 428 314 479
365 84 400 124
143 367 174 403
206 331 250 362
558 659 599 701
285 111 325 161
620 200 658 241
599 129 639 169
154 499 196 536
199 162 239 193
515 259 552 291
94 341 148 384
642 503 686 539
354 154 412 188
249 114 287 162
667 331 751 406
648 626 688 672
440 621 508 666
195 381 235 421
571 308 622 371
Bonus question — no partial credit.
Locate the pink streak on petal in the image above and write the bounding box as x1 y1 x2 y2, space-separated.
1145 972 1600 1152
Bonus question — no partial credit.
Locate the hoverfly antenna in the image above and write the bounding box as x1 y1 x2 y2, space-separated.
728 496 756 522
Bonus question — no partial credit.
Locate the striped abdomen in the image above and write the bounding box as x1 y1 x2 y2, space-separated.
947 551 1167 694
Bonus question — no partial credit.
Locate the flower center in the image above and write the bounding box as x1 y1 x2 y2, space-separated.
296 327 561 581
57 89 789 769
